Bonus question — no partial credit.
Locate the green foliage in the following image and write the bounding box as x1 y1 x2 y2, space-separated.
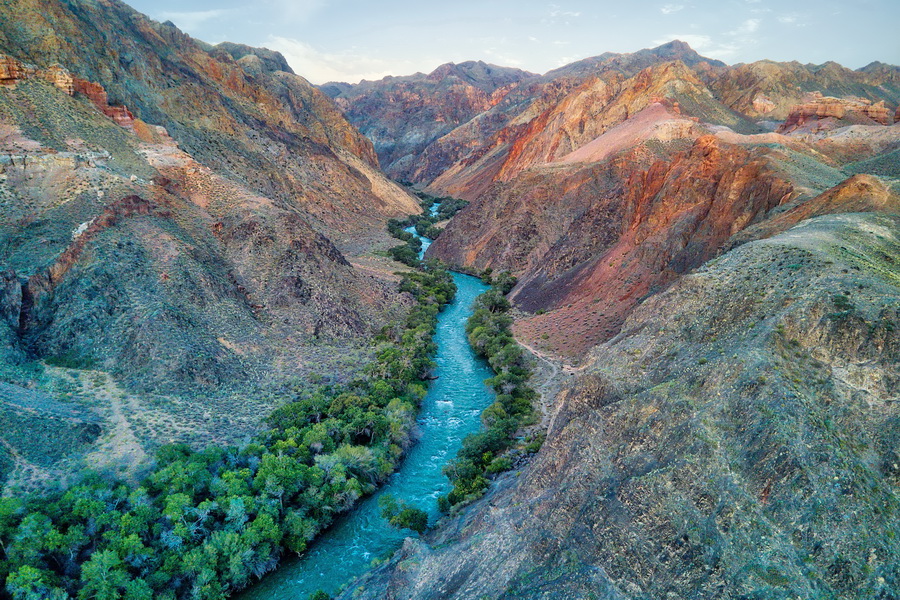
0 267 456 599
43 351 97 370
308 591 331 600
828 292 856 320
440 272 536 509
378 494 428 534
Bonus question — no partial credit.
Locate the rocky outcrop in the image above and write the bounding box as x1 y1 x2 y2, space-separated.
71 78 134 128
0 54 29 85
344 213 900 600
0 53 135 128
429 136 797 359
706 60 900 121
777 93 893 133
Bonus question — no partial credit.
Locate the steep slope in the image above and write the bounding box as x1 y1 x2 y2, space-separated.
343 212 900 600
429 134 818 359
0 0 420 250
322 61 534 181
0 2 420 492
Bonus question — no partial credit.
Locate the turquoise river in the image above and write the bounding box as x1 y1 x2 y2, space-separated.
237 223 494 599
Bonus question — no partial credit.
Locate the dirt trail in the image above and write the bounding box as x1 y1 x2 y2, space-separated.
79 371 148 473
515 337 576 429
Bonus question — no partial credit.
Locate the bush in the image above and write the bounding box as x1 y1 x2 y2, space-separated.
378 494 428 534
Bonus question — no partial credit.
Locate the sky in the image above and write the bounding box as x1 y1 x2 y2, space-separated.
126 0 900 84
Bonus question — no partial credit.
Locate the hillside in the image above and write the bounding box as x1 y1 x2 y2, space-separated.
343 212 900 600
0 0 421 493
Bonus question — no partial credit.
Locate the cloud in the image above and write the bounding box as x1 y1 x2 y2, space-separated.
267 36 427 84
261 0 328 23
548 4 582 20
777 14 804 26
661 4 685 14
732 18 760 34
654 17 762 62
482 47 524 67
158 9 234 32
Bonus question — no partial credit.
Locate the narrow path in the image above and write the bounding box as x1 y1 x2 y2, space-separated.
515 337 568 429
78 370 148 473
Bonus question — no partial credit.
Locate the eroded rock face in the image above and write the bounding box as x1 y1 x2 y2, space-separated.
343 213 900 600
778 93 893 133
429 136 799 359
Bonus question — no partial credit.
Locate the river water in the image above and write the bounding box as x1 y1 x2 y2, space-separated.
237 219 493 600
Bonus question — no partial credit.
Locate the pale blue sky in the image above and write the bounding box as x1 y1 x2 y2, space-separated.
127 0 900 84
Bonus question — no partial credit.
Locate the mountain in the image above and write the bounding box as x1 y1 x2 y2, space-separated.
321 60 535 182
0 0 420 249
0 0 420 492
381 44 900 362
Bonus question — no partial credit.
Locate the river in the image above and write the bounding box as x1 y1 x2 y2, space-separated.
237 216 493 600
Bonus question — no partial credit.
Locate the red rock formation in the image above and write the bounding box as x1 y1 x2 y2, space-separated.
72 78 135 129
24 195 161 311
430 136 798 360
0 53 133 127
425 60 754 200
778 93 892 133
0 54 33 85
40 64 74 94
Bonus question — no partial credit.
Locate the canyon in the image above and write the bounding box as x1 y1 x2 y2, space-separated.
323 36 900 600
0 1 898 599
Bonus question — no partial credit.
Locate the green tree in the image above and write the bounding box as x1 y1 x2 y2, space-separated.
378 494 428 534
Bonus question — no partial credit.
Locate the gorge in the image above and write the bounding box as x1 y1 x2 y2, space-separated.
0 1 899 600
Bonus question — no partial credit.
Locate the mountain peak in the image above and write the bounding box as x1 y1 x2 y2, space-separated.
644 39 725 67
